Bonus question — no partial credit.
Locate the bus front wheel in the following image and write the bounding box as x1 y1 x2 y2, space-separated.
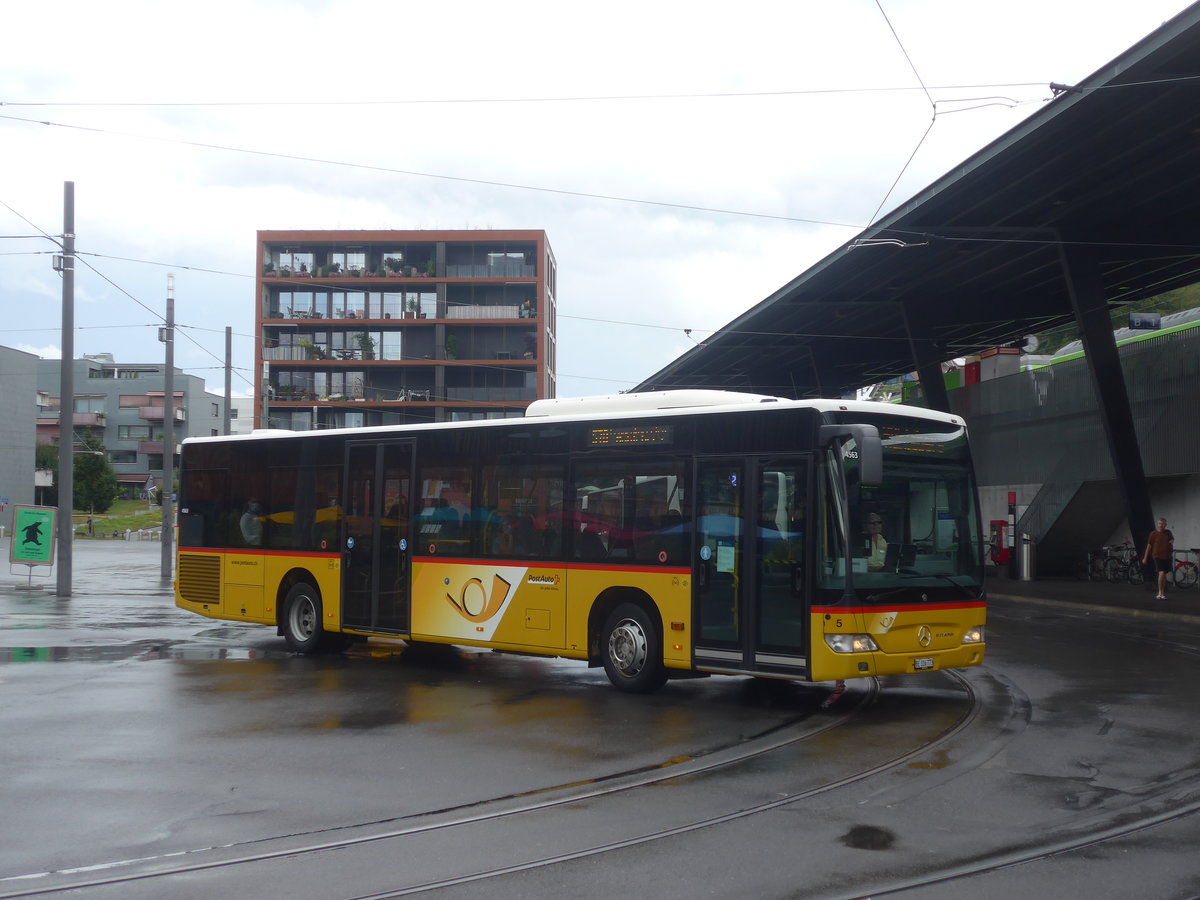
283 583 323 654
601 603 667 693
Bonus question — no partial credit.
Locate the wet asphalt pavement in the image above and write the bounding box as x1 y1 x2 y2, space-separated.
2 538 1200 899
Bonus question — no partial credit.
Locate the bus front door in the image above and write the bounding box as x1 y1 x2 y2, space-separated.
693 457 809 678
343 441 414 634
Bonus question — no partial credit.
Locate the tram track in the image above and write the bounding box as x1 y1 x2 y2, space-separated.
347 669 994 900
360 660 1200 900
0 670 995 899
830 792 1200 899
0 677 880 898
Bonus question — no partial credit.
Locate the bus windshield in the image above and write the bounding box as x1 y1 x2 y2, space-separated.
818 414 983 600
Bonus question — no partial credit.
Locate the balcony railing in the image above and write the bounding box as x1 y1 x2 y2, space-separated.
263 346 311 361
445 304 522 320
444 387 536 402
446 263 536 278
137 406 186 422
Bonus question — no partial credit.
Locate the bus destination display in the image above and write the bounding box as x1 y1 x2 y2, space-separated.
588 423 673 447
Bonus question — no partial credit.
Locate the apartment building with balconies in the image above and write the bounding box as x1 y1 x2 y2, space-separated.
256 229 556 430
37 354 226 499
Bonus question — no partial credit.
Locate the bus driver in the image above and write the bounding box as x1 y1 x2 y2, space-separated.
863 512 887 571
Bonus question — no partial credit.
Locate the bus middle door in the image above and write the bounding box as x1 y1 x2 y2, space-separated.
343 440 414 634
693 457 809 677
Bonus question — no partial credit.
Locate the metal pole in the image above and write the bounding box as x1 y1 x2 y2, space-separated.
56 182 75 598
223 325 232 435
161 275 175 580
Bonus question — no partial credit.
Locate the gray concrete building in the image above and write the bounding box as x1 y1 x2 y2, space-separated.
0 345 39 511
37 354 226 500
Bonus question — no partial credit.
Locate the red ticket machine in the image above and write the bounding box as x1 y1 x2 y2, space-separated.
989 520 1010 565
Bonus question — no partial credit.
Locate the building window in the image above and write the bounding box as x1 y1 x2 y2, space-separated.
74 396 106 413
329 250 366 273
118 425 152 441
211 403 219 417
275 250 314 273
109 450 137 464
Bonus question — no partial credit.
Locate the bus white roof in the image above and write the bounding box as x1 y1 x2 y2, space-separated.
184 392 962 446
524 390 786 417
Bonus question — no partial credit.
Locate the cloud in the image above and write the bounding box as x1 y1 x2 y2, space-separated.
1 0 1191 400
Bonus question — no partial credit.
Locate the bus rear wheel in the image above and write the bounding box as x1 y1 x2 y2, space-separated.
601 603 667 694
283 583 324 654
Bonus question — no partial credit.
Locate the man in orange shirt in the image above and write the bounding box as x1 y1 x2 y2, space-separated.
1143 518 1174 600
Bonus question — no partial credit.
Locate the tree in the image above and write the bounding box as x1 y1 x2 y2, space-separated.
35 443 59 507
73 434 118 514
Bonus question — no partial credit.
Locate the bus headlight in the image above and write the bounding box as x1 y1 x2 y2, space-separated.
825 633 879 653
961 626 985 644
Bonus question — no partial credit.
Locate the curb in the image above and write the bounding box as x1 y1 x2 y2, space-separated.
988 590 1200 626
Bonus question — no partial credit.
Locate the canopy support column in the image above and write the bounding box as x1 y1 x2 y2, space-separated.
1060 243 1153 549
902 307 951 413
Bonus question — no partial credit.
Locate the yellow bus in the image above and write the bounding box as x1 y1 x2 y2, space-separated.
175 391 985 692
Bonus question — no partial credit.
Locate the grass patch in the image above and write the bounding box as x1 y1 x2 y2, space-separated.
72 500 168 537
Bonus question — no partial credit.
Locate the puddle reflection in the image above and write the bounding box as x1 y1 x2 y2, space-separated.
0 643 293 663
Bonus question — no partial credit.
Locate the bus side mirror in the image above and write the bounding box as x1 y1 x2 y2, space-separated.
819 424 882 486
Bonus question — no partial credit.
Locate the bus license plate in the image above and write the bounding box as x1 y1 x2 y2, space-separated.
913 657 935 671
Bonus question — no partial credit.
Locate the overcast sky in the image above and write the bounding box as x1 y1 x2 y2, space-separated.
1 0 1193 400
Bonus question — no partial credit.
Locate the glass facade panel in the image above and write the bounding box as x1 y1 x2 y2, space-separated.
381 332 402 361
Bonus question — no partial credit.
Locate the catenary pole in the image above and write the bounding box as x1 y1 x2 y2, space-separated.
161 275 175 579
224 326 232 435
56 182 75 598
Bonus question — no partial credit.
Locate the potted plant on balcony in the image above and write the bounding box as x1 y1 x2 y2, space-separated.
263 261 276 277
405 298 418 319
425 258 436 277
445 333 459 360
385 257 404 276
355 332 376 360
298 338 324 360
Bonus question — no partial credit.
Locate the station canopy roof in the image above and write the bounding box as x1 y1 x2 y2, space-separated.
637 4 1200 399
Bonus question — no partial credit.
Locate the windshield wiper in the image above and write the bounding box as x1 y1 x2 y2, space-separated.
899 571 979 599
865 585 921 603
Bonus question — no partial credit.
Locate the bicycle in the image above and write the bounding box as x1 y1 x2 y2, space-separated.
1105 541 1144 585
1172 548 1199 589
1081 547 1110 581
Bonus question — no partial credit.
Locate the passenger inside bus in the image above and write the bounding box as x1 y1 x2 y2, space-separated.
240 499 263 546
576 494 626 560
419 498 460 538
862 511 888 571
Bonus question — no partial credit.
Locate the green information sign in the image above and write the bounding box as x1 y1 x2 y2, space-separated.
10 505 57 567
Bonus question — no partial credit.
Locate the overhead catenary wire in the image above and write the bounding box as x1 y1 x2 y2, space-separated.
6 73 1198 110
869 0 939 225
